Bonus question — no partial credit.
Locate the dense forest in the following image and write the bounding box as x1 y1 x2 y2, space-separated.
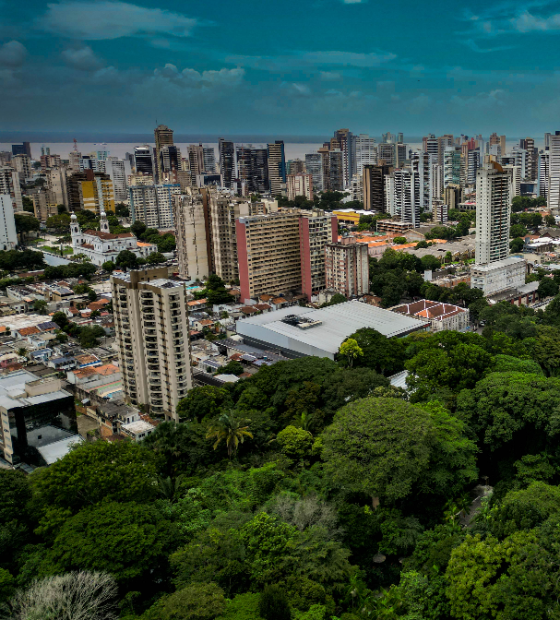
3 295 560 618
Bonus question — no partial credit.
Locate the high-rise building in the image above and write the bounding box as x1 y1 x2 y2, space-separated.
108 158 128 202
363 164 393 213
443 147 461 187
159 145 182 183
430 163 444 204
329 150 344 191
354 134 377 178
69 151 82 171
208 191 246 283
40 154 62 170
287 159 306 176
333 129 353 186
129 184 181 228
237 146 269 194
467 149 480 185
267 141 287 196
325 236 369 298
396 144 407 168
433 200 448 225
12 154 31 181
548 131 560 214
188 145 205 176
545 133 552 150
154 124 174 182
443 185 464 210
503 165 521 197
500 135 507 155
305 153 324 192
475 162 512 265
173 189 211 281
472 162 525 295
397 133 404 144
218 139 235 189
11 142 31 158
300 210 337 299
111 267 193 421
393 168 420 227
236 211 302 300
80 175 115 214
539 151 550 200
489 133 500 147
46 167 69 208
287 173 313 201
0 166 23 211
134 146 155 179
203 147 216 173
0 195 18 250
378 143 395 166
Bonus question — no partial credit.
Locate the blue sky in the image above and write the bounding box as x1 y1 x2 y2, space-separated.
1 0 560 136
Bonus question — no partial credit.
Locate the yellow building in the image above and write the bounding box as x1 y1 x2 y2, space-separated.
333 210 360 225
80 177 115 214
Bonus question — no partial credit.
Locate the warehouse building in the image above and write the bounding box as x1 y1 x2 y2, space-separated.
235 300 428 359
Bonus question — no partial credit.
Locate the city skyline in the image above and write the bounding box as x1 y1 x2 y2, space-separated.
2 0 560 134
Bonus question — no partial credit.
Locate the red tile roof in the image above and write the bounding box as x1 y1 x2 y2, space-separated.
83 230 134 240
18 326 40 336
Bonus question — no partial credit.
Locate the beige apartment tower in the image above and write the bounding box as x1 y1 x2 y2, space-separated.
325 236 369 298
111 268 193 422
236 211 302 300
173 189 211 281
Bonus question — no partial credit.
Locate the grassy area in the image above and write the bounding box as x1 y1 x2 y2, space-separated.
41 246 74 255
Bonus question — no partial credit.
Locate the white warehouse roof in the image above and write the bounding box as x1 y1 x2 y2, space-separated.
235 300 428 359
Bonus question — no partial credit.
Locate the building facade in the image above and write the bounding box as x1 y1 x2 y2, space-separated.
324 236 370 298
300 210 337 299
287 173 313 201
173 190 211 281
267 141 287 196
0 195 18 250
129 184 181 228
111 268 193 421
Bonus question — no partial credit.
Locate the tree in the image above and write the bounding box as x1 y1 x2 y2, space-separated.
322 397 477 504
46 213 71 232
545 214 556 227
216 360 244 376
276 425 314 460
176 385 233 421
115 203 130 218
206 413 253 458
32 300 47 314
339 338 363 368
29 441 158 514
509 237 524 253
420 255 441 271
56 204 66 214
532 325 560 377
14 214 40 245
344 328 406 376
143 583 226 620
42 502 179 588
102 260 115 272
259 585 292 620
510 223 527 238
51 311 68 329
130 220 147 237
1 572 118 620
393 236 407 244
538 276 559 299
115 249 139 270
146 251 166 264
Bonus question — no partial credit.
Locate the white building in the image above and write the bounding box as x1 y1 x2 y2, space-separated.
70 211 156 266
129 184 181 229
0 195 18 250
539 151 550 200
549 132 560 213
394 168 420 226
173 191 210 281
108 158 129 202
0 167 22 211
472 162 525 295
354 134 377 178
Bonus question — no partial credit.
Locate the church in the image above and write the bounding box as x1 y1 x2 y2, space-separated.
70 212 157 266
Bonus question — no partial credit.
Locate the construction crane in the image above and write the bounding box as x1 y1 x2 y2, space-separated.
73 138 78 152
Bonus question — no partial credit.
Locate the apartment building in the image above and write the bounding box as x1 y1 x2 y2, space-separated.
129 184 181 228
267 141 287 196
80 176 116 214
173 190 212 281
0 166 23 211
12 154 31 181
208 191 246 283
287 173 313 201
108 158 128 202
236 211 302 300
111 268 193 422
0 195 18 250
363 164 393 212
154 124 174 182
46 166 69 208
300 210 337 299
325 236 369 298
32 190 58 222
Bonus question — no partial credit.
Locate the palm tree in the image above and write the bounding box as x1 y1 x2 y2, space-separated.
206 412 253 458
16 347 28 360
157 475 183 502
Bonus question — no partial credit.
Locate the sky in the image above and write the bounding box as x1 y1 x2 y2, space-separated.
1 0 560 137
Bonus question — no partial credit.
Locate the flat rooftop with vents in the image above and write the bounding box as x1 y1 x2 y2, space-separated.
235 300 429 359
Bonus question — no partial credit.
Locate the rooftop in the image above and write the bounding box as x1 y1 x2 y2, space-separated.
236 301 429 358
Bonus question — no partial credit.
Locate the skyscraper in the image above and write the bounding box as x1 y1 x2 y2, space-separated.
0 166 22 211
173 189 211 282
0 195 18 250
154 124 174 183
159 145 182 183
334 129 353 186
134 146 155 179
111 267 193 421
305 154 324 191
129 184 181 229
218 139 235 189
267 141 287 196
363 164 393 213
539 151 550 200
471 162 525 295
108 158 128 202
203 147 216 173
549 132 560 214
354 134 377 178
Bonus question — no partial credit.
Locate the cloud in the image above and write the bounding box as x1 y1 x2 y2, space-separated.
451 88 507 109
62 46 102 71
510 10 560 31
41 1 198 40
152 63 245 88
228 49 396 71
320 71 342 81
464 39 515 53
0 41 26 67
342 0 366 3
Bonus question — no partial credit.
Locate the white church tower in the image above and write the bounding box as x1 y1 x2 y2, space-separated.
70 213 82 250
99 211 110 234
